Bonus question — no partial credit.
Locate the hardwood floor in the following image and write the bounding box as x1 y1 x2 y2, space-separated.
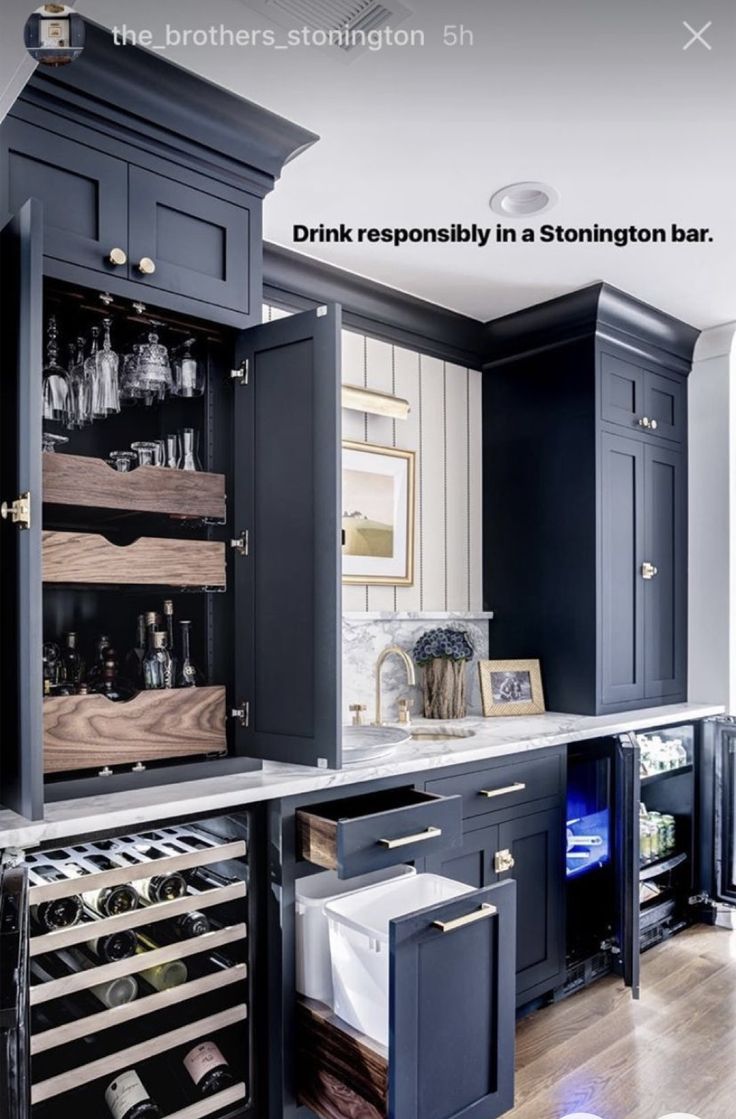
514 926 736 1119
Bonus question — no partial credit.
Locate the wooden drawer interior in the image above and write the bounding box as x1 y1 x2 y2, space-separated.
42 530 226 588
43 684 227 773
43 453 227 522
298 997 387 1119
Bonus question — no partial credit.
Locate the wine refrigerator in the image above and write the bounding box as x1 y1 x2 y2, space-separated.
0 812 257 1119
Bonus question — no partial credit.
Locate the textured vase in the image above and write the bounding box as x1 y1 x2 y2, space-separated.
422 658 467 719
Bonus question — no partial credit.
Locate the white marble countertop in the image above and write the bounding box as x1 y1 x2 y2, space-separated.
0 702 723 849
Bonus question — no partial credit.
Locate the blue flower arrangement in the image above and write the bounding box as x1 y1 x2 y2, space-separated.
413 627 474 666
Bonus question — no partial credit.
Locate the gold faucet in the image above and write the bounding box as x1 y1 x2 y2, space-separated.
374 645 416 725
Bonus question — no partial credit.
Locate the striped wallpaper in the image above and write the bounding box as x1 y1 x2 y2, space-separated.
263 303 483 613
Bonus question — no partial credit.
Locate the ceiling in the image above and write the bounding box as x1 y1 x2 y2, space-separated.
12 0 736 327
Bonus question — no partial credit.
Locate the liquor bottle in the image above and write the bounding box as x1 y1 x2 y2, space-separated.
163 600 176 658
42 641 62 690
61 632 85 685
143 631 173 690
188 865 237 892
125 614 147 687
149 910 211 942
28 864 84 931
92 654 136 702
57 946 139 1009
105 1070 162 1119
176 620 202 687
136 933 188 990
183 1039 235 1097
88 634 113 684
88 928 138 963
133 868 188 905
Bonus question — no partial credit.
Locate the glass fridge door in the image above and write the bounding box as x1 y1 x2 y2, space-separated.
0 856 31 1119
704 716 736 904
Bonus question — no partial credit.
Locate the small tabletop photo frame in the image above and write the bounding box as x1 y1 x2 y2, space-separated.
479 659 545 716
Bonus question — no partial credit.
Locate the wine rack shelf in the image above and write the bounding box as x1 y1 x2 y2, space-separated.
31 1004 247 1103
43 685 228 773
32 962 248 1054
43 454 227 522
42 530 227 588
164 1083 247 1119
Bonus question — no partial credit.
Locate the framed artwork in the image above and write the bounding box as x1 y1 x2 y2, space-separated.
342 441 415 585
478 659 545 716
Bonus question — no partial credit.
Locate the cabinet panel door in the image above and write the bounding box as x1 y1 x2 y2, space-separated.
1 117 128 277
0 201 43 821
497 809 565 999
600 432 645 706
644 444 686 700
128 167 253 312
425 821 499 888
600 349 645 430
644 371 684 444
391 880 516 1119
232 306 341 768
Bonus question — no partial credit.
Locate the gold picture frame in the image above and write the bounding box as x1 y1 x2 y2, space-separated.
342 441 416 586
478 659 545 716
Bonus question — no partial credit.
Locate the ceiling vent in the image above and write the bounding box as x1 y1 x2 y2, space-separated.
240 0 413 60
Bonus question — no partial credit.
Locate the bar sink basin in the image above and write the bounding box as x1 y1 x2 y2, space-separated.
342 725 410 765
410 727 477 742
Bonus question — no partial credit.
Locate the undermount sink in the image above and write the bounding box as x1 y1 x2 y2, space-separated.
410 727 477 742
341 724 410 764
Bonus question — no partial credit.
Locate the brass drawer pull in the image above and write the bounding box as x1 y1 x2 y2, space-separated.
433 903 496 933
479 782 526 798
378 826 442 849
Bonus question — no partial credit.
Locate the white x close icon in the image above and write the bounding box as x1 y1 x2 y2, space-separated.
683 20 713 50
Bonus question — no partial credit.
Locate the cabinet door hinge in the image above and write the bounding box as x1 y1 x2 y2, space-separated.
230 359 249 385
230 530 249 556
230 702 250 728
1 491 31 530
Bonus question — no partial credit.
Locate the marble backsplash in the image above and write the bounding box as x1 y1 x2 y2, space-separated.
342 612 494 724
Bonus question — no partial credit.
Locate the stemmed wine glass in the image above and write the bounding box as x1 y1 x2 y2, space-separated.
42 316 70 424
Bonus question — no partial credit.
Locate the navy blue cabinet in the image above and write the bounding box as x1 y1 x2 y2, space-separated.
483 283 697 715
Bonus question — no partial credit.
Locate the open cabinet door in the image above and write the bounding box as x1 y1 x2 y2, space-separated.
614 733 641 997
0 199 44 820
701 716 736 906
0 856 31 1119
232 306 342 768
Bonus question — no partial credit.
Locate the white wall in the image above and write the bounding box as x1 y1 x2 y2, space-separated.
263 303 484 613
689 323 736 710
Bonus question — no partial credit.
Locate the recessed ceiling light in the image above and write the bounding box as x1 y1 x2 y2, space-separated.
490 181 559 218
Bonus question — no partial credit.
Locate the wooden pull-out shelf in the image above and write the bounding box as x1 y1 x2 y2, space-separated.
298 997 388 1119
43 453 227 521
43 685 227 773
43 530 226 588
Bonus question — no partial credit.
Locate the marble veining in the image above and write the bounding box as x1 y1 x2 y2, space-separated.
343 614 490 723
0 703 723 850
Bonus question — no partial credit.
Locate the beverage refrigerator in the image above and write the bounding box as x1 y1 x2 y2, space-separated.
0 812 257 1119
563 717 736 1001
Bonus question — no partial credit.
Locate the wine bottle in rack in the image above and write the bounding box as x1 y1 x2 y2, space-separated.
28 864 84 932
87 928 138 963
133 866 188 905
56 946 139 1009
82 868 140 918
182 1039 236 1097
105 1070 162 1119
150 910 212 942
136 933 189 991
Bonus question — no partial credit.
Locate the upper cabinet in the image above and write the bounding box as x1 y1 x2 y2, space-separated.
483 283 698 716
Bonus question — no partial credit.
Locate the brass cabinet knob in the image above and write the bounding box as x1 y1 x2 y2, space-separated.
650 419 658 430
494 849 515 874
108 247 127 266
638 416 652 429
641 561 658 580
137 257 157 275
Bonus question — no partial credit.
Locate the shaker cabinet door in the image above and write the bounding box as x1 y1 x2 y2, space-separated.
0 200 44 820
1 117 128 277
600 432 645 707
600 349 645 431
128 167 254 313
643 444 686 700
232 306 342 769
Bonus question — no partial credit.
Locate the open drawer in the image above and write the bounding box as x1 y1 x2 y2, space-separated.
297 878 516 1119
297 788 462 878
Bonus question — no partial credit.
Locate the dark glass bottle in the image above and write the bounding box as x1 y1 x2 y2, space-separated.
176 620 202 687
125 614 147 687
89 928 138 963
163 600 175 657
91 655 136 702
28 865 83 931
152 910 211 942
88 634 113 684
62 631 85 685
183 1040 235 1097
105 1070 161 1119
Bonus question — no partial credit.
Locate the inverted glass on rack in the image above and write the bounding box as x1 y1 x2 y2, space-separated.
179 428 203 472
67 336 92 428
42 316 70 425
172 338 204 397
42 433 69 453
